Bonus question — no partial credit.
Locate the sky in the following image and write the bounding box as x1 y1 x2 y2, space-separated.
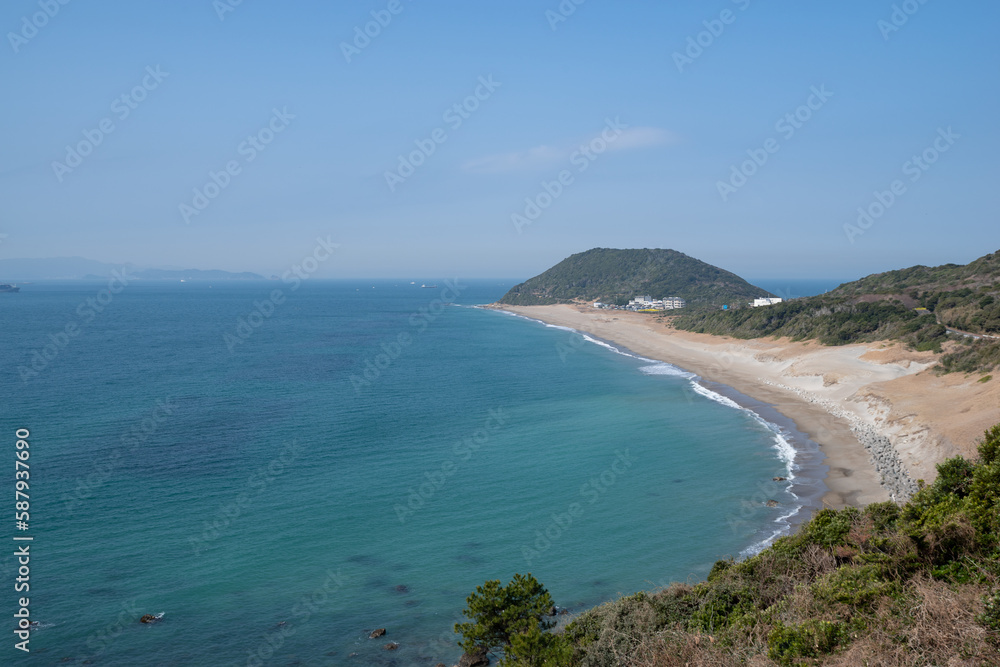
1 0 998 281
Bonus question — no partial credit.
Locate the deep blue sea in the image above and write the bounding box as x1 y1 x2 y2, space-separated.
749 278 851 300
0 280 821 666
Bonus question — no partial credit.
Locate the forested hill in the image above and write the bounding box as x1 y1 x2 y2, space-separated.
497 248 773 307
672 250 1000 373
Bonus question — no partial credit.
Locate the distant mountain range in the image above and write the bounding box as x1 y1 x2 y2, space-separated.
497 248 774 307
0 257 264 281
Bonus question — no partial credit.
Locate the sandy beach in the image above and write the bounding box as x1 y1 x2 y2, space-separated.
492 304 1000 510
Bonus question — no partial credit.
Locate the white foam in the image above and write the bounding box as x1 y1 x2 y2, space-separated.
638 363 696 378
689 382 742 410
487 306 810 561
689 383 797 478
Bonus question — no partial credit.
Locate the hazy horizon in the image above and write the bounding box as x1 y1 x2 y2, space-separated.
2 1 998 279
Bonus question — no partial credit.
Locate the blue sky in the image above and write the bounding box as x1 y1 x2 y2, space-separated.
1 0 997 280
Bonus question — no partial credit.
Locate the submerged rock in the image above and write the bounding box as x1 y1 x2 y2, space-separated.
458 646 490 666
765 499 779 507
383 642 399 650
772 476 787 481
139 614 158 624
393 584 409 594
369 628 386 639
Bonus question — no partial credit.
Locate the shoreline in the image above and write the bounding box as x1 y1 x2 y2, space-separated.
486 303 1000 511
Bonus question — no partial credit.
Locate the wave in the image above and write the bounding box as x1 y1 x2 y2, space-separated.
685 383 804 557
689 383 797 477
484 306 808 558
638 362 696 378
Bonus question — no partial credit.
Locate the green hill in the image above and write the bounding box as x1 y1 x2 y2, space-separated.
672 250 1000 374
497 248 773 308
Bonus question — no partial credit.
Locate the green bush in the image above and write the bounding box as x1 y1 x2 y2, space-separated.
455 573 555 656
800 508 857 548
768 619 848 665
503 625 575 667
977 589 1000 635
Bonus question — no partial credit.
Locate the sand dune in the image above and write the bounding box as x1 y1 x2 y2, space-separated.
493 304 1000 509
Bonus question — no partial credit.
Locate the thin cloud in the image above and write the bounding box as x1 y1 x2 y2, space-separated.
462 126 675 174
608 127 677 151
462 145 565 174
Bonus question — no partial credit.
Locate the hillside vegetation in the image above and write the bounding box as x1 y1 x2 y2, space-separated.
672 250 1000 374
498 248 773 308
459 425 1000 666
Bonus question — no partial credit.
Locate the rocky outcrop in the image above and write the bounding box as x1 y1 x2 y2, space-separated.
457 646 490 666
761 380 919 501
369 628 386 639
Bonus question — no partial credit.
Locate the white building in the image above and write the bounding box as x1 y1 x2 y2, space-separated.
752 297 783 307
626 296 686 310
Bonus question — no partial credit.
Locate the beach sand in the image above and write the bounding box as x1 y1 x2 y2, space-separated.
492 304 1000 510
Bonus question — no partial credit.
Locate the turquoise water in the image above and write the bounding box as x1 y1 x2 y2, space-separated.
1 281 810 665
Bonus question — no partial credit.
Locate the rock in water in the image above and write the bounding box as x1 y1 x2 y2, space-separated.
139 614 157 624
383 642 399 650
772 477 787 481
369 628 386 638
765 499 779 507
458 646 490 666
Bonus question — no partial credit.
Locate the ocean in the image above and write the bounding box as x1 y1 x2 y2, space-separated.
0 280 824 666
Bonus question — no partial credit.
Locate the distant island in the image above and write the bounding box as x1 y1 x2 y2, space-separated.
0 256 265 281
497 248 774 308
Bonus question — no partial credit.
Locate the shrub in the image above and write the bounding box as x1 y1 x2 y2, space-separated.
977 589 1000 635
504 625 575 667
455 573 555 656
767 619 848 665
812 564 897 607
